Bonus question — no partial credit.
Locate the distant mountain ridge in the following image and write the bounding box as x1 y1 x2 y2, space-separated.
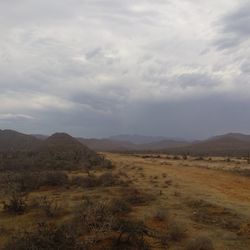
77 138 138 151
1 130 250 156
166 133 250 156
109 134 184 144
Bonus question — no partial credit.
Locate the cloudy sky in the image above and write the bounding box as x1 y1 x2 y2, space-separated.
0 0 249 139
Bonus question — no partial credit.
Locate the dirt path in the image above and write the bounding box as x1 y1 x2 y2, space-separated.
105 153 250 250
106 153 250 217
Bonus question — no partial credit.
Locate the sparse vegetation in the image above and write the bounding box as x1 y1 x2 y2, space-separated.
185 235 214 250
1 148 250 250
3 190 27 214
4 222 85 250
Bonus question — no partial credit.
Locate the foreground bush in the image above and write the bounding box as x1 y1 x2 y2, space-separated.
70 197 115 246
4 223 86 250
122 188 155 206
2 171 69 193
3 191 27 214
111 219 151 250
185 235 214 250
71 172 118 188
110 198 132 215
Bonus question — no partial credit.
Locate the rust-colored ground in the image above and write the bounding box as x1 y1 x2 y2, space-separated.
105 153 250 249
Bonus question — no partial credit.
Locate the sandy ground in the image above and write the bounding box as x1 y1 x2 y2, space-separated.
105 153 250 250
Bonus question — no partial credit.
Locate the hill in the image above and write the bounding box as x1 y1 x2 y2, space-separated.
0 131 111 170
0 129 42 152
167 133 250 156
37 133 112 169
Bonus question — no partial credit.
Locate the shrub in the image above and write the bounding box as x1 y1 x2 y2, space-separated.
123 188 155 206
183 155 188 160
4 222 86 250
3 191 27 214
41 171 69 187
185 235 214 250
71 175 98 188
71 172 118 188
98 172 116 187
110 198 132 214
173 156 181 160
2 171 68 194
167 221 185 241
73 198 114 237
38 196 61 218
111 219 151 250
153 208 168 222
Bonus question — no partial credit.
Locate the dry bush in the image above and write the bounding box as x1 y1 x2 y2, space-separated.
167 221 185 241
40 171 69 187
186 199 242 231
173 156 181 160
3 191 27 214
164 178 173 186
2 171 69 194
98 172 116 187
1 172 38 193
111 219 151 250
72 198 114 243
4 222 86 250
162 173 167 178
194 156 204 161
110 198 132 215
122 188 155 206
71 172 118 188
71 175 98 188
183 155 188 160
185 235 214 250
37 196 62 218
153 208 169 222
140 173 145 178
234 169 250 177
117 170 128 178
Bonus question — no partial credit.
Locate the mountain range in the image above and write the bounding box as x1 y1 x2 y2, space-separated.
1 129 250 156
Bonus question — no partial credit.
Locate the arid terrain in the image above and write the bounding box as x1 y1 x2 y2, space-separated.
106 153 250 249
0 148 249 249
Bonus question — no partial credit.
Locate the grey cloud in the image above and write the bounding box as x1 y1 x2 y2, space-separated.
0 114 34 121
215 1 250 49
177 73 220 89
241 61 250 74
0 0 250 138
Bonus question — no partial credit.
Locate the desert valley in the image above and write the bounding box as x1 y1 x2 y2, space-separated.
0 130 249 249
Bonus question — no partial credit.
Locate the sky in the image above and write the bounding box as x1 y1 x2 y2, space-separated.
0 0 249 139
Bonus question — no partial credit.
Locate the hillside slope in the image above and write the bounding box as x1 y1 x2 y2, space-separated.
0 129 42 152
167 133 250 156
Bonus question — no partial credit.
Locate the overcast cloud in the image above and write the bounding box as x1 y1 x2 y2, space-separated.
0 0 249 139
